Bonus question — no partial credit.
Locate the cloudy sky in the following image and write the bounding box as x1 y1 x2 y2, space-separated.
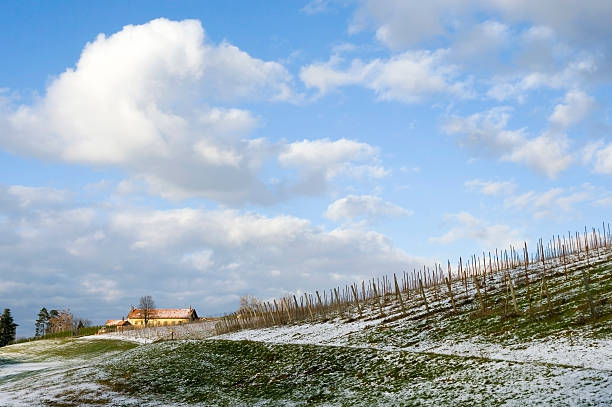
1 1 611 336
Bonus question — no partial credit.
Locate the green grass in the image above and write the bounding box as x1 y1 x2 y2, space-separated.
99 339 609 406
0 338 137 362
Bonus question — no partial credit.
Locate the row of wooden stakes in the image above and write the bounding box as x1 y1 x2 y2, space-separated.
214 223 611 335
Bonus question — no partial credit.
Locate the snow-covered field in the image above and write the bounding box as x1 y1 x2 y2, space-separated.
215 319 612 370
94 320 217 344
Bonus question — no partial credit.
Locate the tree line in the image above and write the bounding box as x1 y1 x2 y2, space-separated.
35 307 91 337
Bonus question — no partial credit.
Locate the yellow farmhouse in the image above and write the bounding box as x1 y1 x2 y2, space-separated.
127 306 198 327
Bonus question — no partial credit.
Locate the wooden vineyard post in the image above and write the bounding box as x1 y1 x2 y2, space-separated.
334 288 342 317
525 273 532 315
418 278 430 312
283 298 292 323
372 280 384 316
266 302 276 325
472 276 484 313
290 295 298 320
394 273 406 316
582 269 598 319
585 232 590 266
304 293 314 322
351 284 363 317
445 277 457 314
505 271 519 315
504 274 509 314
562 243 568 279
316 291 326 319
482 252 488 304
523 242 529 274
540 276 552 314
273 300 281 324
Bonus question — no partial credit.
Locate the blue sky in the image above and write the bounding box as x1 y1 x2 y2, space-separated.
1 1 611 336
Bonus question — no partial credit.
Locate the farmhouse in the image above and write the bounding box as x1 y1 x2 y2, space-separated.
105 318 131 328
127 306 199 327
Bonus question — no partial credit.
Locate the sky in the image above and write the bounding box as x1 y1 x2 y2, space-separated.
1 1 611 337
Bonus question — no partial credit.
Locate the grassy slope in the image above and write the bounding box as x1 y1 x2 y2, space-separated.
351 260 612 349
99 339 609 406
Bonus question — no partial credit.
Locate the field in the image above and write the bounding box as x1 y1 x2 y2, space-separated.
1 234 611 406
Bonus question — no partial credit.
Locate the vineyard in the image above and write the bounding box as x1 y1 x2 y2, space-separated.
215 224 612 336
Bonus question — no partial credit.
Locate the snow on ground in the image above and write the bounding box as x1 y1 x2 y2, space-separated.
215 319 380 346
215 321 612 371
96 320 217 344
423 337 612 371
0 361 60 381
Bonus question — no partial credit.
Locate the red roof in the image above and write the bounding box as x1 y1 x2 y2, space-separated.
127 308 198 320
105 319 123 326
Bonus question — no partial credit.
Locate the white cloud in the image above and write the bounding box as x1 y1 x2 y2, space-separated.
487 58 598 102
325 195 412 221
549 90 595 129
181 249 215 272
0 19 316 205
450 20 510 62
444 107 572 178
279 138 376 170
1 185 67 209
301 0 331 14
350 0 467 49
278 138 387 194
300 50 472 102
351 0 612 51
592 143 612 175
465 179 516 195
430 212 523 249
504 185 596 219
506 133 572 178
582 140 612 175
348 0 612 102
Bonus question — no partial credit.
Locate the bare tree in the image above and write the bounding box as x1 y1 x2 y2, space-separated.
138 296 155 326
239 294 260 314
47 309 74 334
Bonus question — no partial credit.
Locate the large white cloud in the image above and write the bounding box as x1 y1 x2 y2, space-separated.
0 19 385 204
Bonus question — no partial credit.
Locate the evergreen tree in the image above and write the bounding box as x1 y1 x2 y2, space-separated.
35 307 49 338
0 308 18 347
